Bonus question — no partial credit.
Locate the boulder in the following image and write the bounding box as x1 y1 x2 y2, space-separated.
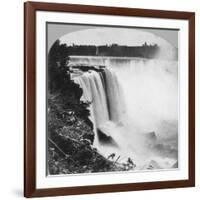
97 128 118 146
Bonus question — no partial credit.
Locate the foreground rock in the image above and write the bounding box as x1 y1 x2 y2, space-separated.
48 122 126 174
48 95 127 175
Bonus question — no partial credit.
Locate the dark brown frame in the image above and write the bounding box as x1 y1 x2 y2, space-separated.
24 1 195 198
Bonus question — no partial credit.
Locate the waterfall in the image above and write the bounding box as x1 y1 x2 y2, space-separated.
73 68 126 146
71 56 178 169
103 68 126 123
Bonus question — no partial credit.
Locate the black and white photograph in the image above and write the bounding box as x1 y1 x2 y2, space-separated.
47 23 179 175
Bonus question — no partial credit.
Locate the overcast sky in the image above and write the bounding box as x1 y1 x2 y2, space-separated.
47 23 178 51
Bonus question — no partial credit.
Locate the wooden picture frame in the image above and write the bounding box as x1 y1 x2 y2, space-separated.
24 1 195 198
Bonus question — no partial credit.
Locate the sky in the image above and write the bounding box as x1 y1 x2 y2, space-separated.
47 23 178 51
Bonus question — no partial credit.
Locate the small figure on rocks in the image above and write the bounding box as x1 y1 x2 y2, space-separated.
127 157 134 166
127 157 136 169
107 153 115 160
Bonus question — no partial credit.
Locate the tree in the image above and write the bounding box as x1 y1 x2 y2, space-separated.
48 40 70 93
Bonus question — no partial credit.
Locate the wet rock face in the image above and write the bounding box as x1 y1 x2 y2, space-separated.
97 128 118 147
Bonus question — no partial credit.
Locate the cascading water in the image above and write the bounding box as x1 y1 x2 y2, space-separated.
73 68 126 146
71 56 178 170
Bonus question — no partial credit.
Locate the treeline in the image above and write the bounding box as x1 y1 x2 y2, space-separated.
67 43 160 58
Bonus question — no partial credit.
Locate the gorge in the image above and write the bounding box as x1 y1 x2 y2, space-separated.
69 56 178 170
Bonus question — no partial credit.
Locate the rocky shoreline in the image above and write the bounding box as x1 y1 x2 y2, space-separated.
48 93 134 175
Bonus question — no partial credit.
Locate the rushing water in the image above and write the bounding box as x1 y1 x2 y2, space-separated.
71 56 178 170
